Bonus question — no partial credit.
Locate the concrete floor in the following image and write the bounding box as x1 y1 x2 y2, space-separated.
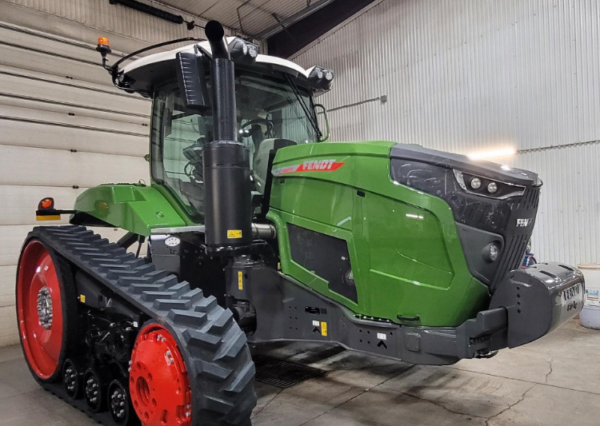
0 318 597 426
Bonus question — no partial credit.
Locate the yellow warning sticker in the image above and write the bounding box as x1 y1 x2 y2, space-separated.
36 215 61 221
238 271 243 290
227 230 242 239
79 294 86 303
277 262 281 270
321 321 328 336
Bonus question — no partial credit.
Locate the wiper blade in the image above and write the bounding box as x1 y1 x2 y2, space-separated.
284 75 322 140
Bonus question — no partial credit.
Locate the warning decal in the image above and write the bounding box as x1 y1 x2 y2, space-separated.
238 271 244 290
227 230 242 239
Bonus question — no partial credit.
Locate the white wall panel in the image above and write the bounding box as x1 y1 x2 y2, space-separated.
0 43 112 86
0 145 149 187
0 64 148 99
0 104 147 135
0 69 149 122
509 143 600 266
0 266 16 308
0 24 102 64
294 0 600 266
0 306 18 347
0 119 147 157
0 95 149 126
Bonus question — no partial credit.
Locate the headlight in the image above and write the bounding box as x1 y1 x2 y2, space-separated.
454 170 525 200
482 242 500 262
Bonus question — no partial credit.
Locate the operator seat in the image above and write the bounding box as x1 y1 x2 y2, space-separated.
253 138 296 194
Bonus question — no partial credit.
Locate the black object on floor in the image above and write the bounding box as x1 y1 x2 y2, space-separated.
254 355 325 389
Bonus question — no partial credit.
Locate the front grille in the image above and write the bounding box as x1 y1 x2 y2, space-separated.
490 186 541 290
389 157 541 289
522 185 540 209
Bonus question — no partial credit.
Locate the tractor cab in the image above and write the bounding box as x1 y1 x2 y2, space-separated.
117 38 333 222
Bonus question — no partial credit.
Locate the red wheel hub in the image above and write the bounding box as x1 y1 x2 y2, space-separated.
17 240 64 379
130 324 192 426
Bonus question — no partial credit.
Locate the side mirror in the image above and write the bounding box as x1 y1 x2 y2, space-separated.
175 51 209 111
315 104 330 142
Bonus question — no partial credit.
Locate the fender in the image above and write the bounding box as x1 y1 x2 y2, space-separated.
71 184 187 236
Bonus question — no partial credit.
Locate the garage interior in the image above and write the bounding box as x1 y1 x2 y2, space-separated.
0 0 598 425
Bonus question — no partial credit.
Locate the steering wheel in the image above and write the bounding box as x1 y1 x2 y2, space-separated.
240 118 274 137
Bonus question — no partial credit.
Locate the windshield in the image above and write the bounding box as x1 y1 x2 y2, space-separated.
151 72 319 222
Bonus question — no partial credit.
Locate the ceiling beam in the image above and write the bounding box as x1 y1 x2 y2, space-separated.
254 0 335 40
266 0 376 59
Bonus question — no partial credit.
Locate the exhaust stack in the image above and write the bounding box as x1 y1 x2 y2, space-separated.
203 21 252 249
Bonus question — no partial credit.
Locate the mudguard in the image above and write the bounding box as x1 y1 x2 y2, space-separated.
72 184 187 236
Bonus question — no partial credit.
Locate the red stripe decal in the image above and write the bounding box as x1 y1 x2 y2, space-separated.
273 159 346 176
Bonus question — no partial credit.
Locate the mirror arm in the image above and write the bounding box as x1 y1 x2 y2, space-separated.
315 104 330 142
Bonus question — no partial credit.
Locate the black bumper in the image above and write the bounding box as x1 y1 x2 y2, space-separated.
236 261 584 366
397 262 585 363
489 262 584 348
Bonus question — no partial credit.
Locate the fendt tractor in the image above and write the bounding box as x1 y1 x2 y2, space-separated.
16 21 584 426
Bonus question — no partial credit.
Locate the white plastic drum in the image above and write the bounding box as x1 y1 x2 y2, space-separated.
578 264 600 329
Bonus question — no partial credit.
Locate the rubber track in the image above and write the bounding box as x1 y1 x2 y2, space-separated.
27 225 257 426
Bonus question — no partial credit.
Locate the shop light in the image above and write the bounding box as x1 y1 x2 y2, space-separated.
467 148 516 160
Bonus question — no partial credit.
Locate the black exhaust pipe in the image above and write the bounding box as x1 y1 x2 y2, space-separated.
203 21 252 249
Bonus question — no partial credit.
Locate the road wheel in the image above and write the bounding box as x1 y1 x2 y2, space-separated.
130 323 193 426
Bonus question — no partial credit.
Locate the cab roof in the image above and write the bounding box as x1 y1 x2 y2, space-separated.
121 37 320 96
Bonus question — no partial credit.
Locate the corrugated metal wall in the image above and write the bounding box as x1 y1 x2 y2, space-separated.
0 0 219 346
0 0 224 49
293 0 600 266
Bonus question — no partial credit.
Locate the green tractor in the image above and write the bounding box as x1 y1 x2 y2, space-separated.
16 21 584 426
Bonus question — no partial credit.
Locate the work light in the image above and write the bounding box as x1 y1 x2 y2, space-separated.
228 38 259 64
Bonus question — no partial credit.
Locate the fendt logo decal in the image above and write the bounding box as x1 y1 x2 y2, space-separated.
272 159 346 176
516 218 532 227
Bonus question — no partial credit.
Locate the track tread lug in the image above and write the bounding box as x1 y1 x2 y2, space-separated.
122 258 146 268
140 269 169 280
167 282 191 296
155 275 179 286
118 275 156 285
205 395 234 414
214 329 247 361
153 299 190 310
194 296 218 313
130 283 167 293
194 360 232 381
223 362 255 394
182 288 203 303
183 329 221 349
208 309 234 334
141 291 176 301
168 309 207 326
